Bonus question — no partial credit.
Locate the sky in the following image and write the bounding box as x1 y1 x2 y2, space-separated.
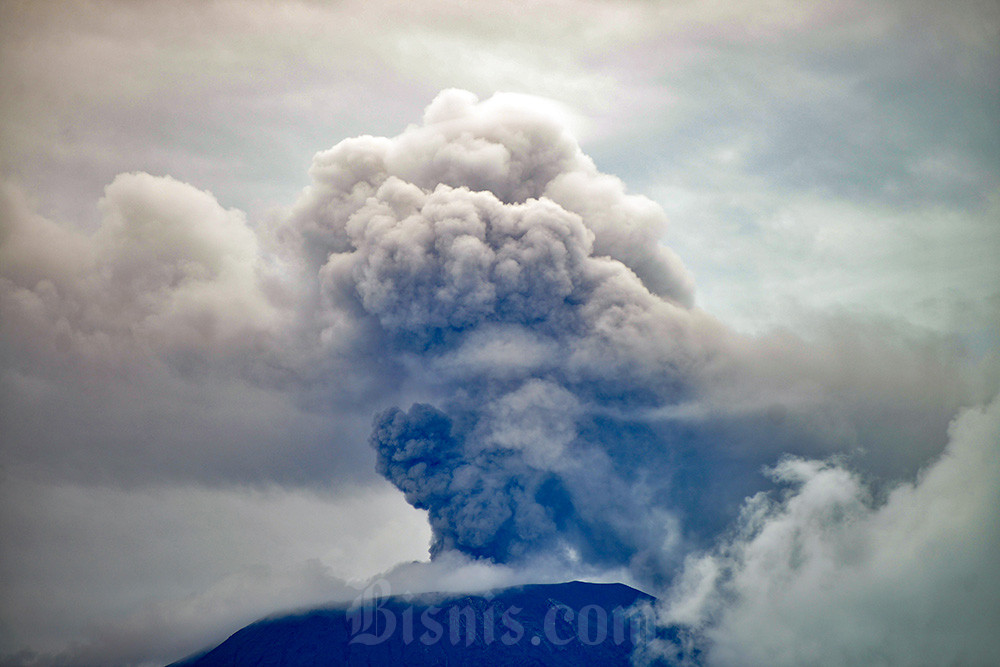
0 1 998 665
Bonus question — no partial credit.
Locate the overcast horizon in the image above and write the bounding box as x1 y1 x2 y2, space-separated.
1 2 998 666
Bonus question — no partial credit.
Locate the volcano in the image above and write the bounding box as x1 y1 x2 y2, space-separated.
169 580 687 666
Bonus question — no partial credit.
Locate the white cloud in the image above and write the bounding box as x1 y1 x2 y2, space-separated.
0 477 429 665
655 395 1000 666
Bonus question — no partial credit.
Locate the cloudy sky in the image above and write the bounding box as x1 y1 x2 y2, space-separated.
1 1 998 665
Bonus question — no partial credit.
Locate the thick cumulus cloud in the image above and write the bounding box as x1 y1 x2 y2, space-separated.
650 396 1000 666
0 174 346 488
1 173 276 362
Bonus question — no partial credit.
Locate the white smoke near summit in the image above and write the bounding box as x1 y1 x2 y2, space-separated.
649 396 1000 666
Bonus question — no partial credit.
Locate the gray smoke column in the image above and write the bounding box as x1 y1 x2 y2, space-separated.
279 89 729 575
277 89 968 579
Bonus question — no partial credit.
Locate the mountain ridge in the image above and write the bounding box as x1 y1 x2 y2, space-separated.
168 580 684 666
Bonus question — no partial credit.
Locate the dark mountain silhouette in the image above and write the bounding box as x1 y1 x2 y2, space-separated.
168 580 688 666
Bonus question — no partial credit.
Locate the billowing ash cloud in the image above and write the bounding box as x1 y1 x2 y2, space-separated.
270 89 972 578
276 89 712 575
283 89 695 308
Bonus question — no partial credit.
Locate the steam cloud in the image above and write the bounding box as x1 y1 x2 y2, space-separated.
652 396 1000 665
